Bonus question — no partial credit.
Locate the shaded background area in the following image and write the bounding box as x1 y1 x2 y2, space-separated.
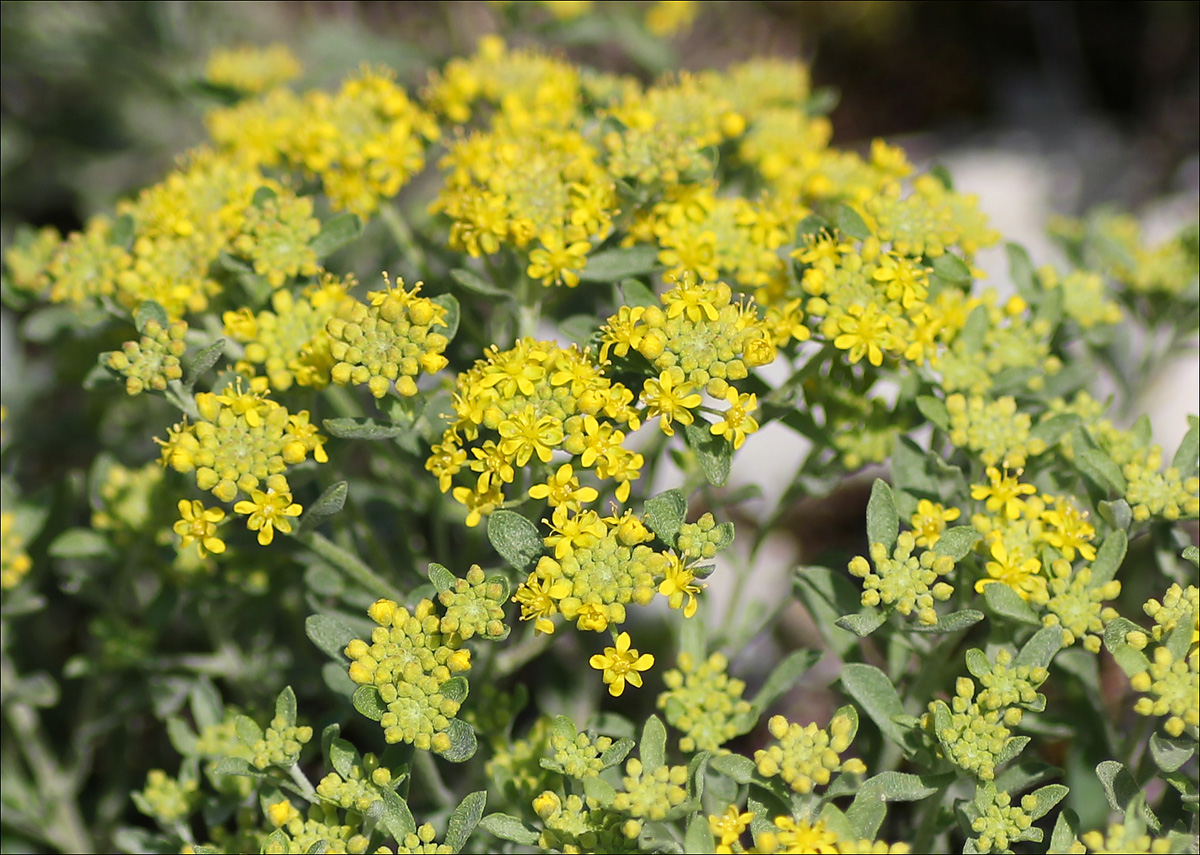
2 0 1197 239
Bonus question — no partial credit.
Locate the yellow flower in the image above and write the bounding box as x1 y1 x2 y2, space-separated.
641 370 702 437
173 499 227 558
658 556 703 618
528 463 599 510
708 805 753 852
975 539 1046 603
910 499 960 548
527 231 591 287
589 631 654 697
233 483 302 546
512 571 570 635
834 302 893 367
970 467 1037 521
709 388 759 450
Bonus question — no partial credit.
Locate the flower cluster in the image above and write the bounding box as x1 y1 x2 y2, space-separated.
315 753 396 813
326 277 451 399
204 43 302 95
1042 560 1121 652
947 394 1046 470
344 598 474 754
611 756 690 827
754 711 867 794
656 651 752 753
548 726 618 780
430 338 643 523
848 531 956 625
104 317 188 396
1122 445 1200 523
435 563 510 640
967 784 1040 853
927 649 1046 781
224 275 357 392
531 790 636 855
249 714 313 771
1129 645 1199 738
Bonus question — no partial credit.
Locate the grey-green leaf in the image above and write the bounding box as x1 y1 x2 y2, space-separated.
983 583 1042 626
1078 448 1127 494
1089 530 1127 586
445 791 487 853
299 481 348 530
836 611 888 637
840 663 910 747
487 510 543 573
352 686 386 722
478 813 540 846
682 421 732 486
450 268 507 298
645 489 687 545
866 479 899 550
439 718 477 763
1148 733 1195 774
1014 626 1064 670
431 293 460 343
930 253 972 285
322 417 406 440
306 614 357 662
640 715 668 772
834 204 872 240
311 213 363 258
916 396 951 432
580 245 660 282
1096 760 1140 813
933 526 979 561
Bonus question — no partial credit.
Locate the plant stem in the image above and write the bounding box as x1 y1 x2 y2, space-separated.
299 531 404 601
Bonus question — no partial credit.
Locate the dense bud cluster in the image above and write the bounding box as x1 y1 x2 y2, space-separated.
105 318 188 396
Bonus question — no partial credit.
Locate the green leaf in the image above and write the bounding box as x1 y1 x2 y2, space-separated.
111 213 136 249
299 482 348 531
306 614 357 662
184 339 225 388
685 814 716 855
866 479 899 550
916 395 951 432
933 526 979 561
836 611 888 637
579 244 660 282
1103 618 1151 677
840 664 910 747
432 293 460 343
441 676 469 705
134 300 169 334
478 813 540 846
960 305 990 352
930 253 972 285
1047 808 1081 854
487 510 543 573
379 786 417 839
1171 418 1199 474
1031 413 1081 449
905 609 984 634
645 489 687 545
1089 530 1127 586
834 204 872 240
1148 733 1195 774
439 718 477 762
1006 242 1039 301
212 757 270 781
1097 499 1132 533
1096 760 1141 813
983 583 1042 625
795 214 830 240
1184 545 1199 568
682 421 732 486
1026 784 1069 821
428 562 456 593
311 213 363 258
48 528 111 559
1014 626 1064 670
450 268 507 298
995 735 1031 767
352 686 386 722
560 314 598 345
235 713 262 745
619 278 659 308
583 773 616 807
640 715 667 772
274 686 297 728
708 753 755 785
1078 448 1127 494
322 417 406 440
599 738 635 770
329 738 359 780
445 791 487 853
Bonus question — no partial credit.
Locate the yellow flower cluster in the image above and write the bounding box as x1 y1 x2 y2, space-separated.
848 532 956 625
754 711 867 795
209 65 439 217
512 507 678 636
204 43 302 95
344 598 472 754
0 512 32 590
104 318 187 396
224 276 357 392
158 383 326 546
429 338 643 524
326 277 451 398
601 275 775 446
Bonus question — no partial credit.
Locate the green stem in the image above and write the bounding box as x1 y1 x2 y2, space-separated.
492 630 554 679
413 749 455 808
298 532 404 601
288 762 319 803
911 782 952 853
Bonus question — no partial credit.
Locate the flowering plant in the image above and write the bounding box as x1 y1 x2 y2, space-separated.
2 7 1197 854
